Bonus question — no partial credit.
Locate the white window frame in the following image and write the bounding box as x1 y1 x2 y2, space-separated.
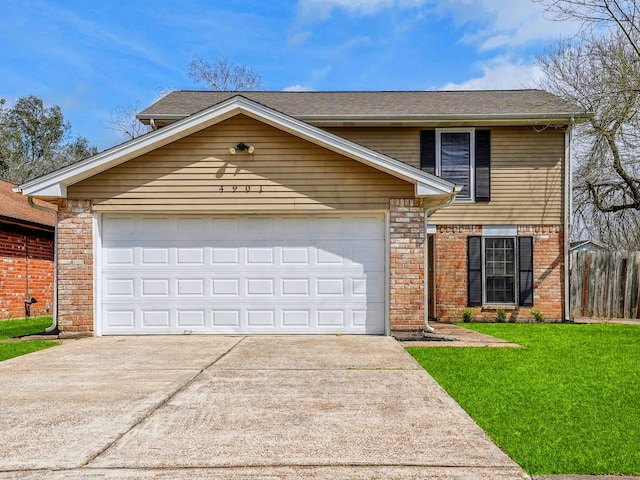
436 127 476 203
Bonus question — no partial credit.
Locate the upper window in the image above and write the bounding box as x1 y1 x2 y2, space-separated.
438 129 474 200
420 129 491 203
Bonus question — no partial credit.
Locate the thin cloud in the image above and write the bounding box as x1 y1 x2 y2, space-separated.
297 0 426 21
441 57 542 90
435 0 578 51
289 30 312 45
283 85 316 91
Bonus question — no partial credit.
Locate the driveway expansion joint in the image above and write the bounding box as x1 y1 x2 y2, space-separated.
79 336 247 468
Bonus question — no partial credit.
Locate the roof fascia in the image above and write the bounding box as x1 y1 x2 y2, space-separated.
139 112 592 127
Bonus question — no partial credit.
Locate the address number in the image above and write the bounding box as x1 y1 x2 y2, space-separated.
218 185 264 193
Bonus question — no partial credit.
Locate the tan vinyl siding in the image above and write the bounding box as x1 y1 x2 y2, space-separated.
327 126 566 225
431 127 565 225
324 127 422 168
68 114 414 212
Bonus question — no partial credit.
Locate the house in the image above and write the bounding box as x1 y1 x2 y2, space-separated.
14 90 588 336
570 240 607 253
0 180 55 319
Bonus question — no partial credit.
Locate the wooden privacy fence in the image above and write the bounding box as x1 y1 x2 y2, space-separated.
570 250 640 319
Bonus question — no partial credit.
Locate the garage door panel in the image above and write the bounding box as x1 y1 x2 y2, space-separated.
177 310 205 327
103 302 383 334
101 213 385 335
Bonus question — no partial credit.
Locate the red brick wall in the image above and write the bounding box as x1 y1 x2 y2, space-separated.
389 198 425 333
433 225 482 322
434 224 565 322
57 200 94 334
0 224 54 319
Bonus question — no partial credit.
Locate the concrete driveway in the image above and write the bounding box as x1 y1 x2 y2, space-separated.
0 335 528 479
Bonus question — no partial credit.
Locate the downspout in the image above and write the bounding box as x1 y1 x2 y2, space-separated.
27 197 58 333
423 188 461 333
564 119 574 322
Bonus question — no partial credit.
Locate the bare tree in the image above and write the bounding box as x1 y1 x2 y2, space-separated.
188 55 262 91
536 0 640 249
102 101 152 141
537 0 640 55
105 56 261 141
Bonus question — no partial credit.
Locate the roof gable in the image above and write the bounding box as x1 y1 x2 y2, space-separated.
17 95 456 200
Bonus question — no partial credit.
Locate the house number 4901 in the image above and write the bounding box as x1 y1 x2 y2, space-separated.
218 185 264 193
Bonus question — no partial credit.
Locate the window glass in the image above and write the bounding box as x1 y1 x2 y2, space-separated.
440 132 471 198
485 237 515 303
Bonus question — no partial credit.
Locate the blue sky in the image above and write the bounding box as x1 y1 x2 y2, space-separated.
1 0 579 151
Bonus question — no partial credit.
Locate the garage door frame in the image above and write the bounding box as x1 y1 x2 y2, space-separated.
93 211 390 336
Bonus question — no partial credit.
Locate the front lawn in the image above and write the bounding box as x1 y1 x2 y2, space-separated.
0 316 54 339
407 323 640 476
0 316 59 361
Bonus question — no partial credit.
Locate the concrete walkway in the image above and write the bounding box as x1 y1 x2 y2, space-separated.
0 335 528 479
400 321 523 348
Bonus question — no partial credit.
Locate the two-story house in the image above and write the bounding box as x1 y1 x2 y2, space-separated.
15 90 587 337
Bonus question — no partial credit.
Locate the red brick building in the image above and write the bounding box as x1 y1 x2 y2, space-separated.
0 180 55 319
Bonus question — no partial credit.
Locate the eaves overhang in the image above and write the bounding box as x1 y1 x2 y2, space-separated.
139 112 592 128
298 112 593 127
17 95 457 200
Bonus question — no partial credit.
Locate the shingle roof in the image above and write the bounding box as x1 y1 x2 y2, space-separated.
0 180 56 229
138 90 587 123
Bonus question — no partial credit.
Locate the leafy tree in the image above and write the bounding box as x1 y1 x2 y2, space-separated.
536 0 640 249
188 54 262 91
0 95 97 184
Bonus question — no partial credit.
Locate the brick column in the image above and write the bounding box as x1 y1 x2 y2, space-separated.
57 200 94 335
389 198 425 335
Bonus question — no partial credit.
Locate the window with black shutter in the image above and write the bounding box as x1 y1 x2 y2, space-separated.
467 236 483 306
466 235 534 307
420 129 491 203
518 237 534 307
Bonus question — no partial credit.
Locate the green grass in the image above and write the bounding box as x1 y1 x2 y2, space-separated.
0 340 58 361
407 323 640 476
0 316 54 339
0 316 58 361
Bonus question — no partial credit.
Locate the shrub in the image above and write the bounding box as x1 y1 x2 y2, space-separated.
530 308 545 323
496 308 507 323
462 308 474 323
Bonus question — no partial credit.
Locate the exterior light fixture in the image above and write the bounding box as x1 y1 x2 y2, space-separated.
229 142 255 155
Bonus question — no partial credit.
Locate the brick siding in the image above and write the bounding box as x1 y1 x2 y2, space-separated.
0 224 54 319
389 198 425 334
433 224 565 322
57 200 94 333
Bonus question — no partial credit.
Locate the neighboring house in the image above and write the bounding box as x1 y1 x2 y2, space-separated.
0 180 55 319
15 90 588 336
570 240 607 253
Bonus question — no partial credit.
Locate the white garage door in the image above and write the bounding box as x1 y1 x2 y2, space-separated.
99 214 386 335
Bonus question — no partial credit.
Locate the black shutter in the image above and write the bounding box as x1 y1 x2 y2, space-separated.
475 130 491 202
468 236 483 306
420 130 436 175
518 236 534 307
